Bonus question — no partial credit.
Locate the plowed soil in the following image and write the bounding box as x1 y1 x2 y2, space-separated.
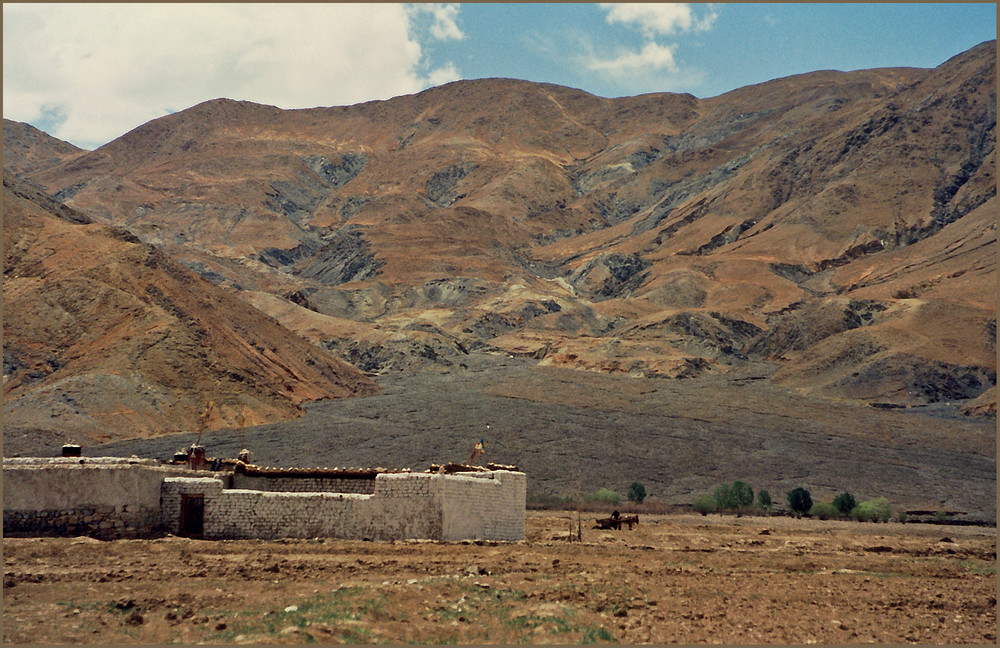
3 512 995 645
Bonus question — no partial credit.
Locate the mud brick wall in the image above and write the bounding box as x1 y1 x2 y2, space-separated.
2 459 201 539
230 473 377 494
440 471 526 542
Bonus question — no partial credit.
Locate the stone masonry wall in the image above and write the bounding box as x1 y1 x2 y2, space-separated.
2 459 205 539
230 473 376 494
440 470 526 542
5 459 526 542
160 471 525 541
161 473 444 540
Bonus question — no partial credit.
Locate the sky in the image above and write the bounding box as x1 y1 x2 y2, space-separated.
3 3 996 150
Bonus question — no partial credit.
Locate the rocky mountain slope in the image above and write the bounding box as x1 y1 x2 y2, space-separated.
7 41 996 448
2 174 378 451
3 121 85 177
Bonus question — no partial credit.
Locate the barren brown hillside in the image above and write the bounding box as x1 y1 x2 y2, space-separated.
2 174 378 448
2 121 85 177
17 42 995 419
2 41 995 471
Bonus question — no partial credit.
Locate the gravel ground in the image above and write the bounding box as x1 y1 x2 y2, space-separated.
82 353 996 521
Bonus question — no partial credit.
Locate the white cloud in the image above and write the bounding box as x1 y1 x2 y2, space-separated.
587 42 679 74
583 3 719 94
2 3 463 149
425 62 462 88
410 3 465 41
598 3 718 36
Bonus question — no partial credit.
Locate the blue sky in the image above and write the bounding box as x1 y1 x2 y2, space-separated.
433 3 996 97
4 3 996 150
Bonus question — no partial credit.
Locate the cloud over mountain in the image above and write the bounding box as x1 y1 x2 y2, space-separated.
2 3 460 149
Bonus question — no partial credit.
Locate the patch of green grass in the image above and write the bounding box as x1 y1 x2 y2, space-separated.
496 587 530 602
203 587 388 643
55 600 102 612
336 626 377 644
205 628 240 643
409 634 459 645
428 584 601 643
581 625 615 644
959 559 996 576
505 612 575 634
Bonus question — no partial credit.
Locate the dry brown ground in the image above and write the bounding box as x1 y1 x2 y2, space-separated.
2 512 995 645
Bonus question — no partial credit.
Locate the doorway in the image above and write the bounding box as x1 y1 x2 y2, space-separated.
180 494 205 537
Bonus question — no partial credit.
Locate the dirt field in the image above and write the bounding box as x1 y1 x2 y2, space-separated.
3 512 995 645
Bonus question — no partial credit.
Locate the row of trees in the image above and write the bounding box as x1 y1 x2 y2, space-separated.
533 481 893 523
692 480 770 516
580 482 648 506
693 482 894 522
786 487 893 521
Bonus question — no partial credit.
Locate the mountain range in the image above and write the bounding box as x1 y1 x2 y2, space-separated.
3 40 995 457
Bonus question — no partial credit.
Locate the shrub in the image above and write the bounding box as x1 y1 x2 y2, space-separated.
851 497 892 522
731 481 754 516
585 488 622 505
713 483 734 511
756 489 772 511
787 487 812 516
627 482 647 504
832 492 857 516
809 501 841 520
692 495 717 516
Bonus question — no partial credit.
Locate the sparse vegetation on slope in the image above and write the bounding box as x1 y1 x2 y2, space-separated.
4 42 992 428
2 174 378 447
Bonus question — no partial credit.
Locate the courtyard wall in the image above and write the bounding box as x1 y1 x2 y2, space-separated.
3 459 526 542
2 458 205 538
160 473 445 540
230 472 377 494
441 471 526 541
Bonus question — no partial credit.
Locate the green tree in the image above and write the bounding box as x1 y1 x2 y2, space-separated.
627 482 647 504
787 487 812 517
756 489 772 511
713 483 734 512
851 497 892 522
731 481 754 517
832 492 857 516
